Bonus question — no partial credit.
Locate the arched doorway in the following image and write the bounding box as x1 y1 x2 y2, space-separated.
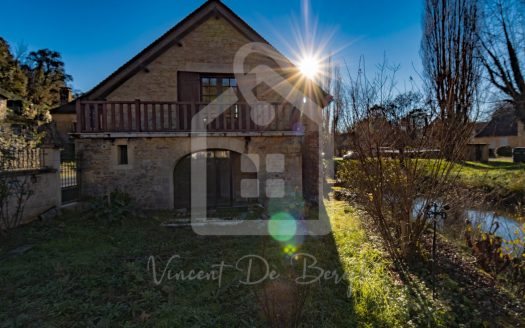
173 149 257 209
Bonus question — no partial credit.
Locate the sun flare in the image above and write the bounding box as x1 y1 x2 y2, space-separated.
298 55 321 80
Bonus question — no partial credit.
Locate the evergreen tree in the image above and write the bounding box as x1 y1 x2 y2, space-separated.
0 37 27 97
22 49 72 110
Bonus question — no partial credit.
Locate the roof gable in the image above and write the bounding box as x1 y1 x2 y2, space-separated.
476 106 519 137
85 0 273 100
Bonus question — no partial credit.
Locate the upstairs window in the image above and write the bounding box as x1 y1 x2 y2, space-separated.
200 75 237 103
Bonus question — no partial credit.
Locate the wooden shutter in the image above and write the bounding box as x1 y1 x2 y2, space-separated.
236 73 257 102
177 71 201 102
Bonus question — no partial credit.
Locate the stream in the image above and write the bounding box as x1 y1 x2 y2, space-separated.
414 201 524 254
465 208 524 254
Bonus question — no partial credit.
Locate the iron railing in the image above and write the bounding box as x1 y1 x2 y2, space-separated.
60 161 77 188
0 148 45 171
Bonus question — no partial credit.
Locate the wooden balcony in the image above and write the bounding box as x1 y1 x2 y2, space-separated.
76 100 303 134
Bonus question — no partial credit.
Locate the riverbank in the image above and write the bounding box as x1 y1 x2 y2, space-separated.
455 160 525 213
334 158 525 214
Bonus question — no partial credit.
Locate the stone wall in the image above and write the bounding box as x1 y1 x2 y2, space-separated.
76 136 303 209
2 148 61 227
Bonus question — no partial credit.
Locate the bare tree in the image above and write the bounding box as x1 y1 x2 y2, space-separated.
479 0 525 119
331 66 345 135
338 57 473 261
321 56 347 158
327 64 346 156
421 0 482 159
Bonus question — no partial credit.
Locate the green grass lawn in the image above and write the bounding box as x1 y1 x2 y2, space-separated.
2 197 523 327
0 200 414 327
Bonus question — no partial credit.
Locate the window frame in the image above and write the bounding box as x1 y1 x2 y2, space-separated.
199 74 238 103
117 145 128 165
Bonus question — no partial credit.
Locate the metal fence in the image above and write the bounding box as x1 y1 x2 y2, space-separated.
0 148 45 171
60 162 77 188
60 146 79 203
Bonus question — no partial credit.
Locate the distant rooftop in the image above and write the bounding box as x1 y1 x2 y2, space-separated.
476 106 520 138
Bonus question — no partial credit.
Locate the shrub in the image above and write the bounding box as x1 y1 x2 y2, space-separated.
333 158 344 176
86 190 138 225
497 146 512 157
464 222 525 296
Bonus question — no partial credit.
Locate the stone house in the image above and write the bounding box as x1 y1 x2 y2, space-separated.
59 0 330 210
50 88 75 144
50 88 76 158
473 105 525 156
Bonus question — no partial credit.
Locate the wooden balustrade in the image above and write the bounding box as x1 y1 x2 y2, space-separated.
76 100 302 133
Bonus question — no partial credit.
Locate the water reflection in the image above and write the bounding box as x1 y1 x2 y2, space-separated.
413 200 524 254
466 209 524 254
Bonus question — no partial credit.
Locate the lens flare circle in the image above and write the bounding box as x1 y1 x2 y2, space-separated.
268 212 297 242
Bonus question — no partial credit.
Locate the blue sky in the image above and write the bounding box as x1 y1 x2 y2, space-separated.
1 0 424 93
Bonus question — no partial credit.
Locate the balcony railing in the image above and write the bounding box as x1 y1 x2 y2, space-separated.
76 100 302 133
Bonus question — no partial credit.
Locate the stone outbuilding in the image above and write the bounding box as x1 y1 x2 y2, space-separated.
473 105 525 156
54 0 331 210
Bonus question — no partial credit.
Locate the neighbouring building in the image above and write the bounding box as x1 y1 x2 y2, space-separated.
50 87 76 157
473 105 525 156
464 143 489 162
53 0 330 210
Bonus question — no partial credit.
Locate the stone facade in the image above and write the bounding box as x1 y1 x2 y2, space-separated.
473 120 525 152
76 136 303 209
52 113 76 144
105 17 282 102
75 4 325 209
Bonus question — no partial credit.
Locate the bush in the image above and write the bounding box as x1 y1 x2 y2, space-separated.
497 146 512 157
333 158 344 177
86 190 138 225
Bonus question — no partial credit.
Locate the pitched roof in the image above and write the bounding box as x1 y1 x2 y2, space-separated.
476 106 519 137
51 0 329 115
50 100 75 114
473 121 488 135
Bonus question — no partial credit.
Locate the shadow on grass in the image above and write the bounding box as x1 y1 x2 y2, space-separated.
0 204 363 327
